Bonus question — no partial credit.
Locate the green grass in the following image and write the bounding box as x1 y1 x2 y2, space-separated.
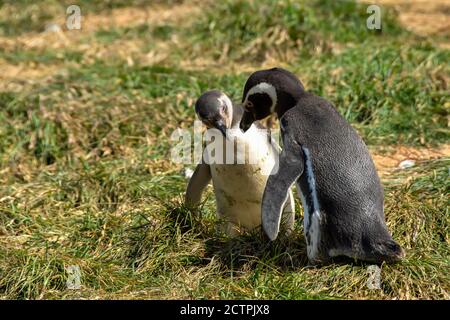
303 42 449 145
0 0 184 36
1 158 448 299
190 0 405 61
0 0 449 299
95 23 175 44
0 47 83 65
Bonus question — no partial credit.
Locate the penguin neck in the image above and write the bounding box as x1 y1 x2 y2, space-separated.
230 103 244 129
274 89 304 119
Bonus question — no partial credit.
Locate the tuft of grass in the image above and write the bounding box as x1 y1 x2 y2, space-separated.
0 48 83 65
95 23 175 44
302 42 449 145
1 155 448 299
0 1 55 36
0 249 67 299
189 0 405 61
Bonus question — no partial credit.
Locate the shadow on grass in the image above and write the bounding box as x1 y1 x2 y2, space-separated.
163 200 310 271
203 232 310 273
142 198 395 276
165 201 390 271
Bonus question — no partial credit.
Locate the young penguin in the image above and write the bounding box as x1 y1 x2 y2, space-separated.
185 90 295 237
239 68 404 264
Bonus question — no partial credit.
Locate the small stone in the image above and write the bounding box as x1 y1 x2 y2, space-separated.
45 23 62 33
398 159 416 169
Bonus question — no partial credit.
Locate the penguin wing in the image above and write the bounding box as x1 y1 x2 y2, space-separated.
262 136 304 240
185 162 211 208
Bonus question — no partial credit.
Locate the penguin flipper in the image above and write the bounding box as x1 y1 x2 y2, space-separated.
262 140 304 240
185 163 211 208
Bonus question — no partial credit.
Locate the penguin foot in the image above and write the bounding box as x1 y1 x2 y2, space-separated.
368 239 405 263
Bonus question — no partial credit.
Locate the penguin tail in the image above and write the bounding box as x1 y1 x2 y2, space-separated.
370 239 405 264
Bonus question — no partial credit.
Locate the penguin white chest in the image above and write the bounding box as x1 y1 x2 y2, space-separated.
206 127 277 232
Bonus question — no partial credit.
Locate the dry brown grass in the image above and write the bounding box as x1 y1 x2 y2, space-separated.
359 0 450 40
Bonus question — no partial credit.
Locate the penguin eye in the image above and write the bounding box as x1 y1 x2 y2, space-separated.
245 100 254 110
218 105 228 117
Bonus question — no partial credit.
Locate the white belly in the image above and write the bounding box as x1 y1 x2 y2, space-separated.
211 163 269 230
206 126 277 232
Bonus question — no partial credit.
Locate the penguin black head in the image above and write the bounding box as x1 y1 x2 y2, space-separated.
240 68 305 132
195 90 233 137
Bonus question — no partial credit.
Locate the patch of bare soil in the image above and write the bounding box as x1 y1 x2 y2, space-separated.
82 3 201 32
359 0 450 42
372 144 450 176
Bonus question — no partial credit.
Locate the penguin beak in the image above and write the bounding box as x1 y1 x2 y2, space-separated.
239 110 255 132
213 120 228 138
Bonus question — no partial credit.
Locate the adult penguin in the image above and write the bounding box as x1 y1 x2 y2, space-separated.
239 68 404 265
186 90 295 237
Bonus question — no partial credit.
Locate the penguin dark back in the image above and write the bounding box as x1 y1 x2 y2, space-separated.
239 67 404 265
